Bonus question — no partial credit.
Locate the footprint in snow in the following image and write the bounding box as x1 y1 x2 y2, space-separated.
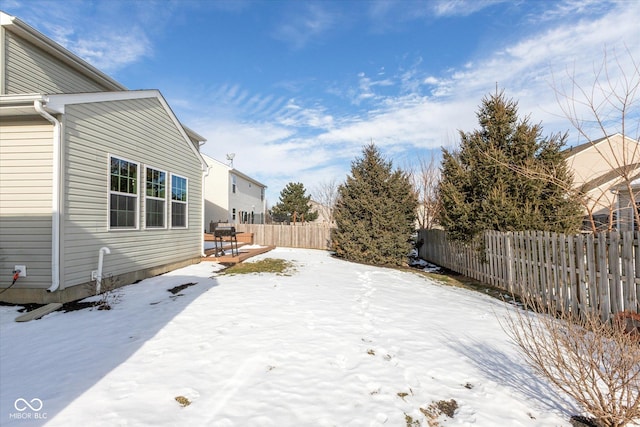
334 354 360 370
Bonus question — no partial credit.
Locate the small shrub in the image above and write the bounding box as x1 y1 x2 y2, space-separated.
502 295 640 427
95 275 120 310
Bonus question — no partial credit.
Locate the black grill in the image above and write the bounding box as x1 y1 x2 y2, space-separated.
213 226 236 237
212 224 238 257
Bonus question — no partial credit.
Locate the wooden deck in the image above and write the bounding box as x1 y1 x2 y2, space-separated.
201 244 276 265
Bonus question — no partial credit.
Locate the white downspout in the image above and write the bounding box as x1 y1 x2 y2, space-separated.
34 99 62 293
200 141 210 257
96 247 111 294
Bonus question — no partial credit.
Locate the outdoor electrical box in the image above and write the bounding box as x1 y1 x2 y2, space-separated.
14 265 26 277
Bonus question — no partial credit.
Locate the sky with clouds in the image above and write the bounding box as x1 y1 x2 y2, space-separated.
2 0 639 203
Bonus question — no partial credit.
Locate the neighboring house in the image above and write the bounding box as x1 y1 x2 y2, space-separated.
564 133 640 231
202 154 267 228
0 12 208 304
612 178 640 231
309 200 334 226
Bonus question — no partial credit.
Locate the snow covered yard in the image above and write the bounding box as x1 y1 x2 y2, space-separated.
0 248 575 426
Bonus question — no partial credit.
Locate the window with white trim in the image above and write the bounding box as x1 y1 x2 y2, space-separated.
232 174 237 194
109 156 138 229
145 167 166 228
171 174 188 228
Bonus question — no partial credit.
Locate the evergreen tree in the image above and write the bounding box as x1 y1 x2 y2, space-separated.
437 90 582 242
333 144 418 266
271 182 318 223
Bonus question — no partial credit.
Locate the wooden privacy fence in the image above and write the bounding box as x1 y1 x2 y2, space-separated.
235 224 334 250
418 229 640 320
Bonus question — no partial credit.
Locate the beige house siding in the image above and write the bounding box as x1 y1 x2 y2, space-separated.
3 31 111 94
565 134 640 221
61 97 203 288
0 118 54 289
566 134 640 185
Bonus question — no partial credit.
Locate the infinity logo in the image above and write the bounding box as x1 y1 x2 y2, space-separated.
14 398 43 412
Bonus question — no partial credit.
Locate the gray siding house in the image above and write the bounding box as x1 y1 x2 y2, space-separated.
0 12 208 303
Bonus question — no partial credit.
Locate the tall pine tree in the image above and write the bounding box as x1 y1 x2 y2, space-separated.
333 144 417 266
438 90 582 242
271 182 318 223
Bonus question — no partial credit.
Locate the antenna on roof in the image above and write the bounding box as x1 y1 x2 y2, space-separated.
226 153 235 168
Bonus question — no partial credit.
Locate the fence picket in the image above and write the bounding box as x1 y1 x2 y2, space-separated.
622 231 635 311
417 229 639 320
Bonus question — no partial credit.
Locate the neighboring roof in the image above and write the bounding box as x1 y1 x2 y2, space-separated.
582 163 640 192
1 11 126 92
610 173 640 192
201 153 267 188
563 133 639 158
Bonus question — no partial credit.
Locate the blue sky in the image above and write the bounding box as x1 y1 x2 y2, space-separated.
3 0 639 203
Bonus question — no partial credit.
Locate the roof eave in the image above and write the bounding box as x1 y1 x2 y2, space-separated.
1 12 126 92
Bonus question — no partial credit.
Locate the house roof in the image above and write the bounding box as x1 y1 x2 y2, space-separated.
0 90 208 171
201 153 267 188
563 133 639 158
0 11 205 143
582 163 640 192
1 11 126 92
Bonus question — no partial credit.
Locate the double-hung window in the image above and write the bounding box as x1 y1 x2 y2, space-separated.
145 167 166 228
109 156 138 229
232 175 237 194
171 174 188 228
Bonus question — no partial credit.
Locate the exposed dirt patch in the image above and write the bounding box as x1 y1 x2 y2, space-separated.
0 302 45 313
167 282 197 295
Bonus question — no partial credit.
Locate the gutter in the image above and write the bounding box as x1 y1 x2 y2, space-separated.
200 141 210 257
34 99 62 292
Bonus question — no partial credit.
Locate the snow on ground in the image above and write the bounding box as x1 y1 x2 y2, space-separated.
0 248 577 426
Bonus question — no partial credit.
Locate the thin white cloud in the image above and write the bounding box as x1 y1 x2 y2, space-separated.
534 0 613 22
9 1 156 73
431 0 505 17
272 3 338 50
68 30 152 73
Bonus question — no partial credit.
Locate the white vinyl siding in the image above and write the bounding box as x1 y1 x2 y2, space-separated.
3 31 110 94
0 118 53 289
229 173 267 224
202 154 267 225
62 97 202 287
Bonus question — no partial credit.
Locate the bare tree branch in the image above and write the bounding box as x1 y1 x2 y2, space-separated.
311 178 339 225
408 154 441 230
552 47 640 231
501 295 640 427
